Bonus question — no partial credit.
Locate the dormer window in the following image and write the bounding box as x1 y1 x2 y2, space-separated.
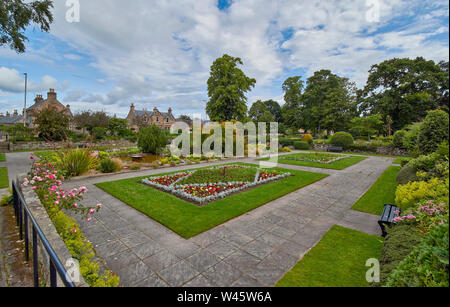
166 118 169 123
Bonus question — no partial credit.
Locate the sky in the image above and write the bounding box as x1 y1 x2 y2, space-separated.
0 0 448 119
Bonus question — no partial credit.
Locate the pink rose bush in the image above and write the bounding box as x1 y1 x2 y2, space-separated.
24 154 101 219
393 200 448 233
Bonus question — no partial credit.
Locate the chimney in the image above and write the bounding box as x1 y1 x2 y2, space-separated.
13 109 18 116
168 107 172 115
66 104 71 110
130 103 135 113
47 88 57 100
6 111 10 117
0 113 3 117
153 107 158 113
34 94 43 105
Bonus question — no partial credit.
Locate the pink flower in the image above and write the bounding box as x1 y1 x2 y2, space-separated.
72 203 78 208
87 217 92 222
89 209 95 214
54 201 59 205
96 204 102 209
72 229 77 233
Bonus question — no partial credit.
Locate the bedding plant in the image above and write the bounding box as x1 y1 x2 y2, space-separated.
23 154 120 287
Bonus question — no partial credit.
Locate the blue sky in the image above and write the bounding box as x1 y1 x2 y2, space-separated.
0 0 448 119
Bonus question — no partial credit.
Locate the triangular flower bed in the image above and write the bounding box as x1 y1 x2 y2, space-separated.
141 165 291 206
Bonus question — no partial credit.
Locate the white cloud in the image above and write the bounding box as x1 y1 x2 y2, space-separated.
2 0 448 114
0 67 60 94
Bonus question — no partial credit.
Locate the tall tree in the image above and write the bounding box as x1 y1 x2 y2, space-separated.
0 0 53 53
281 76 304 129
361 57 448 131
206 54 256 121
302 70 357 134
350 114 384 141
249 100 275 123
34 107 69 141
73 111 110 133
262 99 283 123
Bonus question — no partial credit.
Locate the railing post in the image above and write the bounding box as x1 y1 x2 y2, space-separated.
24 209 29 261
50 260 57 287
32 226 39 287
12 182 19 226
19 196 23 241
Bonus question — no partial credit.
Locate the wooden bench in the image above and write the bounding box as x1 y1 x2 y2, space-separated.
378 204 401 237
327 146 343 153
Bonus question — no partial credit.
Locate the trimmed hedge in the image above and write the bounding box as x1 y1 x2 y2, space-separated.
330 132 354 148
294 141 310 150
417 110 449 155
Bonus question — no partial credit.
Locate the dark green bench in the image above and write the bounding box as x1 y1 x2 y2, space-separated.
378 204 400 237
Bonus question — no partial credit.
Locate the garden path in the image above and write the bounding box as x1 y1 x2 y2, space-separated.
61 154 393 287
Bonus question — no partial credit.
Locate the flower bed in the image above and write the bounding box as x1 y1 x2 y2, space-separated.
280 152 348 164
141 165 291 205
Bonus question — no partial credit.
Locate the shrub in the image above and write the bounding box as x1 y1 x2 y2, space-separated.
406 154 439 172
129 163 141 171
377 224 425 286
395 178 449 210
137 125 168 154
92 127 107 140
99 159 120 173
403 123 421 155
396 165 419 185
0 189 13 207
385 222 449 287
279 138 295 146
282 147 291 152
56 148 97 178
330 132 354 148
393 130 407 149
417 110 449 155
294 141 309 150
301 134 313 143
347 143 378 153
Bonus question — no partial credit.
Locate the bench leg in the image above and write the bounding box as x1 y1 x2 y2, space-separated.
378 221 387 237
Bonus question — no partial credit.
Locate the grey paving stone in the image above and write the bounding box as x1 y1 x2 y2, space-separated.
166 241 200 259
94 239 129 258
257 232 287 248
246 260 287 286
241 239 275 260
223 232 254 248
262 250 299 271
206 240 239 259
131 241 164 260
110 225 140 238
230 274 265 287
121 232 152 248
135 274 169 287
189 232 220 248
116 261 154 286
185 250 221 273
183 274 217 287
103 249 140 272
143 250 181 272
159 260 200 287
269 226 296 239
203 261 242 287
278 240 310 258
223 250 261 272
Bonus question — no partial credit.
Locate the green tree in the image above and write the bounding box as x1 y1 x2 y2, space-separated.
302 70 357 134
281 76 304 130
262 99 283 123
107 117 128 136
350 114 384 141
137 125 168 154
417 110 449 155
206 54 256 121
73 111 110 134
0 0 53 53
34 107 69 141
361 57 448 130
248 100 274 123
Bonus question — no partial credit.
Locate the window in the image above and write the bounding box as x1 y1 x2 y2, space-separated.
156 117 159 122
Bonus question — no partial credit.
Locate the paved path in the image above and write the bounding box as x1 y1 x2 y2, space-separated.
61 155 393 287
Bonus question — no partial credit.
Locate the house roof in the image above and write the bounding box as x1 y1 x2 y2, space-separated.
134 110 175 120
0 115 23 125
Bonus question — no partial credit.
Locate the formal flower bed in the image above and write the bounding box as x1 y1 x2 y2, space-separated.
141 165 291 205
280 152 348 164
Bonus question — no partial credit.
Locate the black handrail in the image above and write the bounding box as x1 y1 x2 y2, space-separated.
12 180 76 287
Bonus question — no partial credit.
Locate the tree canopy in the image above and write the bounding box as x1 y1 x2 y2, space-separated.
281 76 304 130
34 107 69 141
361 57 449 131
0 0 54 53
248 100 275 123
206 54 256 121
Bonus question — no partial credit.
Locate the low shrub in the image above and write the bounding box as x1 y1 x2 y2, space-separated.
279 138 295 146
330 132 354 148
395 178 449 210
294 141 310 150
0 189 13 207
377 224 425 286
55 148 97 178
347 143 378 153
417 110 449 155
137 125 169 154
396 165 419 185
393 130 407 149
403 123 421 156
129 163 142 171
385 222 449 287
282 147 292 152
301 134 313 143
99 159 120 173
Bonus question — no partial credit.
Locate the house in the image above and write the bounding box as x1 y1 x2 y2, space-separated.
126 104 176 131
25 89 73 129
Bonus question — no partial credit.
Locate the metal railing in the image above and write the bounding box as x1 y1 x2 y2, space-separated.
12 180 76 287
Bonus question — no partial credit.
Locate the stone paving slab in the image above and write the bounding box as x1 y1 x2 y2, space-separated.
61 155 392 287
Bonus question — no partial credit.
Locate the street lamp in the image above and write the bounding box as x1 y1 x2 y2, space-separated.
23 73 28 127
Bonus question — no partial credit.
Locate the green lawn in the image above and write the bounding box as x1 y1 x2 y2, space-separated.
262 155 366 170
351 166 401 215
0 167 9 188
95 163 327 238
0 153 5 162
276 225 384 287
